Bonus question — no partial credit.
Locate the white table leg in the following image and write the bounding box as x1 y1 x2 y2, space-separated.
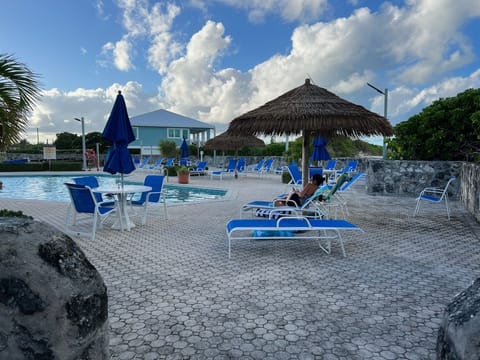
111 193 135 230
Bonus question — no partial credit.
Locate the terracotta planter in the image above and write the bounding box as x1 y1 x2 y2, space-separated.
178 173 189 184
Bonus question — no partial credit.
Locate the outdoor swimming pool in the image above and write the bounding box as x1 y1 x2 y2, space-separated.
0 175 227 203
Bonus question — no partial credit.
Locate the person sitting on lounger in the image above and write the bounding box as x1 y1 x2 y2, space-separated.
276 173 325 207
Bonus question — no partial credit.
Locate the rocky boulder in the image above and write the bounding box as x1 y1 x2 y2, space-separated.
0 217 109 359
437 278 480 359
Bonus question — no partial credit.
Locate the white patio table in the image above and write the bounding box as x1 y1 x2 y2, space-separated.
94 184 151 231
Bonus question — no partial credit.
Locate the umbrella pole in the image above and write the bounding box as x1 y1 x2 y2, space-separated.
302 131 310 186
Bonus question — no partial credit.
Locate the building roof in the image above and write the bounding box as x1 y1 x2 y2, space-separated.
130 109 215 131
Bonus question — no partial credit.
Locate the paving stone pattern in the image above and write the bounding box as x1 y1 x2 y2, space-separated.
1 173 479 359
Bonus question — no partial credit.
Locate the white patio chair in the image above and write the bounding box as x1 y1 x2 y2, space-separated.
413 176 456 220
64 183 118 240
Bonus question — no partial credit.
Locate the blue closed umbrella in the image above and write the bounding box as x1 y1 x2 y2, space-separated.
311 136 331 162
180 138 189 159
102 91 136 186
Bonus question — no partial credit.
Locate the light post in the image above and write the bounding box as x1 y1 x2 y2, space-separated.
367 83 388 159
95 142 100 170
74 117 87 170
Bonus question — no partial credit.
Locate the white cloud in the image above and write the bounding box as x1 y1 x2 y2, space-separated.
390 68 480 122
384 0 480 83
26 82 156 144
113 38 134 71
158 20 247 125
210 0 329 22
147 2 182 74
101 0 181 73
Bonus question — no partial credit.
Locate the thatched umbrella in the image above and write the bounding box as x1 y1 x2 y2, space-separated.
204 132 265 177
204 132 265 153
228 78 394 185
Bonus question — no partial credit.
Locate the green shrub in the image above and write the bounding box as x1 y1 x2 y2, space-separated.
0 161 82 172
282 171 291 184
0 209 33 219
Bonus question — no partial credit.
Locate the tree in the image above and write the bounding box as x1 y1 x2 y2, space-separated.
388 88 480 161
159 140 177 158
54 132 79 150
0 54 41 152
86 132 110 152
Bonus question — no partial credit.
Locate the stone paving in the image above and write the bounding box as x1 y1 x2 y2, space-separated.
1 172 480 359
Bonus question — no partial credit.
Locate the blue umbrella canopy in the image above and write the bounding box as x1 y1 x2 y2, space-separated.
180 138 189 159
102 91 136 176
311 136 331 162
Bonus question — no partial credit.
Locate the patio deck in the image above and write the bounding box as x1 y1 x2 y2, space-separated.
1 172 479 359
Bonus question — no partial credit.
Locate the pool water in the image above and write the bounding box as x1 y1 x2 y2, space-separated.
0 175 226 203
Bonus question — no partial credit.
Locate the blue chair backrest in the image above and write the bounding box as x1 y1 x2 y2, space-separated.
153 158 163 167
196 161 207 170
165 158 175 167
287 164 302 184
309 167 323 178
254 159 264 171
325 160 336 170
263 159 273 171
72 176 102 202
65 183 96 214
226 158 238 171
139 175 165 203
179 159 189 166
237 158 246 171
139 156 150 168
346 160 358 171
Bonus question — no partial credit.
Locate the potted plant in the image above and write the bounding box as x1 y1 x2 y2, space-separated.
177 166 190 184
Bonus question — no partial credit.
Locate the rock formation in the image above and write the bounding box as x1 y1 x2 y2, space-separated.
0 217 109 359
437 278 480 359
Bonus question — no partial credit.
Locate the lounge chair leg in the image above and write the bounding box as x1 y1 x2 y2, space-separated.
337 231 346 257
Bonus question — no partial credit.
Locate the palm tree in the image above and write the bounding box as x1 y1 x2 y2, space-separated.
0 53 41 152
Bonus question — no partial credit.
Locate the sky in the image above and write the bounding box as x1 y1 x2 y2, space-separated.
1 0 480 146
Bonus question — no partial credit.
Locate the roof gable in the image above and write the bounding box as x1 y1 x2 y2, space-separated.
130 109 215 129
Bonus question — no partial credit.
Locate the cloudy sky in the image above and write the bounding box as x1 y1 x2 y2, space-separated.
1 0 480 145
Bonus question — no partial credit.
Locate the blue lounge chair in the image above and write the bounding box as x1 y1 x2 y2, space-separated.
149 157 164 170
64 183 118 240
323 159 337 182
413 176 456 220
210 158 238 180
241 186 330 219
136 156 150 170
129 175 167 224
248 159 264 174
260 159 274 174
308 166 323 178
324 160 337 171
330 160 358 184
226 216 363 258
164 157 175 167
286 164 303 185
179 158 190 166
189 161 207 176
236 158 247 176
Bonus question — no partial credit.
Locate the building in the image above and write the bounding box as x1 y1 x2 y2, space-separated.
129 109 216 155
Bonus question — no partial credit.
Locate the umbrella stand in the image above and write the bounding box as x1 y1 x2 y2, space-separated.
302 131 310 185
